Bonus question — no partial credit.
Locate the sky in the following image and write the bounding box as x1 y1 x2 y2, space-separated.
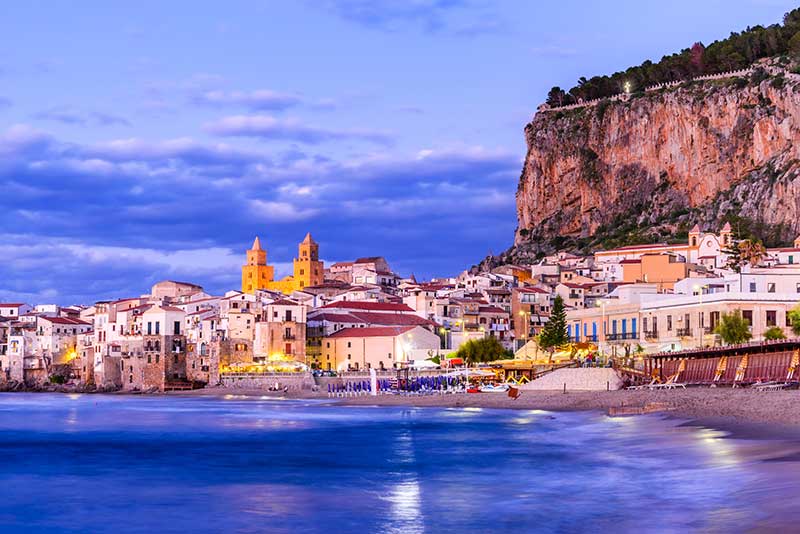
1 0 796 304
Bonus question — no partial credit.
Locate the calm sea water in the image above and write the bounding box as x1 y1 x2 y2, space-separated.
0 393 797 533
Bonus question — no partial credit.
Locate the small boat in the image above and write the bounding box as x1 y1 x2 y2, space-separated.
479 384 509 393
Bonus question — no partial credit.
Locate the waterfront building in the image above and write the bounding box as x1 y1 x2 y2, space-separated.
320 325 441 371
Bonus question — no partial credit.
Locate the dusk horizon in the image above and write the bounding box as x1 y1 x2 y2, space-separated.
2 0 796 304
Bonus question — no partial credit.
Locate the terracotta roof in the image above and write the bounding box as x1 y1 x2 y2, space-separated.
619 259 642 264
597 243 675 253
321 301 414 312
327 326 416 339
768 248 800 253
479 306 507 314
308 312 362 323
0 303 25 308
517 287 549 294
41 317 91 326
355 256 384 264
270 299 299 306
349 311 437 327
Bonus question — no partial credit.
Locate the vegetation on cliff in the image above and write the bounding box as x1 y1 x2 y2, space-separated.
546 8 800 105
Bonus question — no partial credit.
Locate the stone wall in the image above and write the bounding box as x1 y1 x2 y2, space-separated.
219 373 315 391
520 368 623 391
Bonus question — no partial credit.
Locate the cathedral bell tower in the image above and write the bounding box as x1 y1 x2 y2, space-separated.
241 237 274 294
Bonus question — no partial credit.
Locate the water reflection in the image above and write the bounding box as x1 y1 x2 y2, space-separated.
0 394 795 533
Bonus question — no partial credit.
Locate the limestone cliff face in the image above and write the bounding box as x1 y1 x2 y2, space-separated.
514 74 800 255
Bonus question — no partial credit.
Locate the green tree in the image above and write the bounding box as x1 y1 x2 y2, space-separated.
788 30 800 59
539 295 569 350
763 326 786 340
788 305 800 336
546 86 569 107
714 311 753 345
455 337 510 365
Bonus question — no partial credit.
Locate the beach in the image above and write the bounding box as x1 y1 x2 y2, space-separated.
174 386 800 436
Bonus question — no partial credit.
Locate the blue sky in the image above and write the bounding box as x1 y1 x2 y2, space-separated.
1 0 795 304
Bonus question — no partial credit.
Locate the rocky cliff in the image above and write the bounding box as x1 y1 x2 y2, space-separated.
510 69 800 263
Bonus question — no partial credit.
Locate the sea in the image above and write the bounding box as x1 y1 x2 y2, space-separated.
0 393 797 533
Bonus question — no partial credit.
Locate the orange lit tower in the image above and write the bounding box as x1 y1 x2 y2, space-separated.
293 232 324 290
241 237 274 294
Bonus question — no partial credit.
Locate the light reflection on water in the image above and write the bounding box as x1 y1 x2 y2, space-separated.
0 393 797 533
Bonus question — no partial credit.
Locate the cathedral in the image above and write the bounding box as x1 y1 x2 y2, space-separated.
241 233 324 295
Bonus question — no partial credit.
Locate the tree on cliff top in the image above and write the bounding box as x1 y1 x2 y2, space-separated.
546 86 570 107
560 8 800 103
539 295 569 350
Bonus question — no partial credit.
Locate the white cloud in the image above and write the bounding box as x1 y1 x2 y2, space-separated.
249 199 319 222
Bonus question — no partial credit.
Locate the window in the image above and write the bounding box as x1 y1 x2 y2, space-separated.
766 310 777 327
300 269 305 275
790 256 795 264
155 322 160 335
742 310 753 326
796 283 800 294
147 355 151 363
156 354 160 363
147 322 152 335
174 321 180 335
666 315 672 331
749 282 757 293
326 342 330 348
285 310 293 322
768 283 776 293
347 341 352 348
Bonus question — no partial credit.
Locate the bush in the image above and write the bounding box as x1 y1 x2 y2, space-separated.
763 326 786 340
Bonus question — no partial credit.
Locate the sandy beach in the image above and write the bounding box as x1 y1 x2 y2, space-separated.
174 386 800 437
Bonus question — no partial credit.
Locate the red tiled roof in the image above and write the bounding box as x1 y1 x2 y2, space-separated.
768 248 800 253
355 256 383 264
321 301 414 312
270 299 299 306
598 243 674 252
479 306 507 314
349 311 437 327
41 317 91 326
308 312 362 323
619 259 642 264
328 326 416 339
0 303 25 308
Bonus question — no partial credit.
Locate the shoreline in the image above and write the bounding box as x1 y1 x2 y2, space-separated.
171 386 800 440
6 385 800 441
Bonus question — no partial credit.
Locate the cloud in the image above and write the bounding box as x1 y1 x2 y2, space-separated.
0 124 519 303
32 106 132 127
530 44 579 58
315 0 502 34
249 200 320 222
205 114 394 145
192 89 303 111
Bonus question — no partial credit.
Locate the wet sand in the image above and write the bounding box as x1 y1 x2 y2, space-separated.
176 386 800 436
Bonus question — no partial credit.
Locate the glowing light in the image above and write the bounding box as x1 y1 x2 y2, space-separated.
623 81 632 93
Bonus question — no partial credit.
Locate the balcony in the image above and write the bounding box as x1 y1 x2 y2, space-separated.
283 334 296 341
676 327 692 337
643 330 658 340
606 332 638 341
